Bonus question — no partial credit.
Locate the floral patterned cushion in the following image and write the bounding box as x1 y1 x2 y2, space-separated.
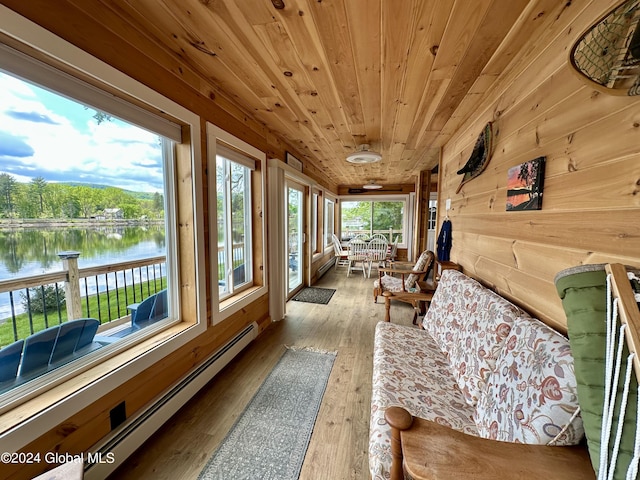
404 250 433 289
373 275 413 294
474 316 584 445
369 322 477 480
422 269 520 406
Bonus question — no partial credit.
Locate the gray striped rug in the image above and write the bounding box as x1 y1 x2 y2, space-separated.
198 346 336 480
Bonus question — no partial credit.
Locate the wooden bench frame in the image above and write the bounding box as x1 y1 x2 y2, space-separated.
385 406 594 479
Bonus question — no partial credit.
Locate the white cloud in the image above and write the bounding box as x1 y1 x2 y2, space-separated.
0 72 164 192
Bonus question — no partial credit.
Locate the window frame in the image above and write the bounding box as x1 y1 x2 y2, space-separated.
323 196 336 251
216 152 253 300
311 191 319 255
206 123 267 324
0 5 207 442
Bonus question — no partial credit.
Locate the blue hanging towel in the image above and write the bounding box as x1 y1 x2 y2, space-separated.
436 219 452 261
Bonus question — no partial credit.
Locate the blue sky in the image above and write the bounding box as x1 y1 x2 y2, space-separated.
0 71 164 192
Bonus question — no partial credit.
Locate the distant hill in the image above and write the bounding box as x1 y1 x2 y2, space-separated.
59 181 113 190
57 182 156 200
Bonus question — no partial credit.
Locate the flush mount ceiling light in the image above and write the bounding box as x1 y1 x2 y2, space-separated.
363 180 383 190
346 144 382 164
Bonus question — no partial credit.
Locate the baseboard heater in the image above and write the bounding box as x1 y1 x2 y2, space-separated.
317 258 335 278
85 322 258 479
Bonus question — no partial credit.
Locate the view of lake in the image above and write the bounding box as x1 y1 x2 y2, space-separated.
0 225 165 318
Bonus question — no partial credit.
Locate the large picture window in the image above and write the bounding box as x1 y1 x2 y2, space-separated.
0 39 203 412
340 200 405 243
0 58 178 400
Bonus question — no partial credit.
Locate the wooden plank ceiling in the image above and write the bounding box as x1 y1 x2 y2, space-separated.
52 0 557 187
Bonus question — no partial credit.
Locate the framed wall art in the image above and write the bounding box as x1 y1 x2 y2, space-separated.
506 156 546 211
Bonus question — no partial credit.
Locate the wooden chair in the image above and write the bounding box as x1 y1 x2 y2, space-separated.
18 326 59 377
49 319 90 365
380 261 464 324
370 233 389 242
373 250 434 302
385 237 399 267
373 250 435 324
367 237 389 276
347 239 370 278
331 233 349 270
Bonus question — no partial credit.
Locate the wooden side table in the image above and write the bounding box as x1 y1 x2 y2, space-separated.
435 260 462 284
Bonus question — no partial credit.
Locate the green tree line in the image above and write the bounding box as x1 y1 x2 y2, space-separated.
0 174 164 220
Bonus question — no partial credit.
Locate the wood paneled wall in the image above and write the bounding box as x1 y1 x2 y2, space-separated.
438 0 640 332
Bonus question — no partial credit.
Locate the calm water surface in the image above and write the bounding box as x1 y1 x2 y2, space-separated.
0 225 165 318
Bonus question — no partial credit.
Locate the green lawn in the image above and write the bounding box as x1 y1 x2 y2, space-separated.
0 278 166 347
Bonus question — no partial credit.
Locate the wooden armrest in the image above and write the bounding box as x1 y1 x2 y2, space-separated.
379 267 427 275
385 407 594 480
378 267 398 274
389 260 414 267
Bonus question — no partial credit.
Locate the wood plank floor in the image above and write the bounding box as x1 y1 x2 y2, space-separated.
109 268 418 479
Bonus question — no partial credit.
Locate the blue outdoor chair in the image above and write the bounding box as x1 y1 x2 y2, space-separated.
75 318 100 352
50 318 101 365
19 326 59 377
129 289 168 331
0 339 24 383
150 289 167 322
49 319 86 365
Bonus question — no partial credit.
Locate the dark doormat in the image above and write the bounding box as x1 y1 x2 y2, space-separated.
292 287 336 305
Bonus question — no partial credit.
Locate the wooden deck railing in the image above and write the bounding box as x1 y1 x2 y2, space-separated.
0 243 248 347
0 252 166 346
340 229 403 243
